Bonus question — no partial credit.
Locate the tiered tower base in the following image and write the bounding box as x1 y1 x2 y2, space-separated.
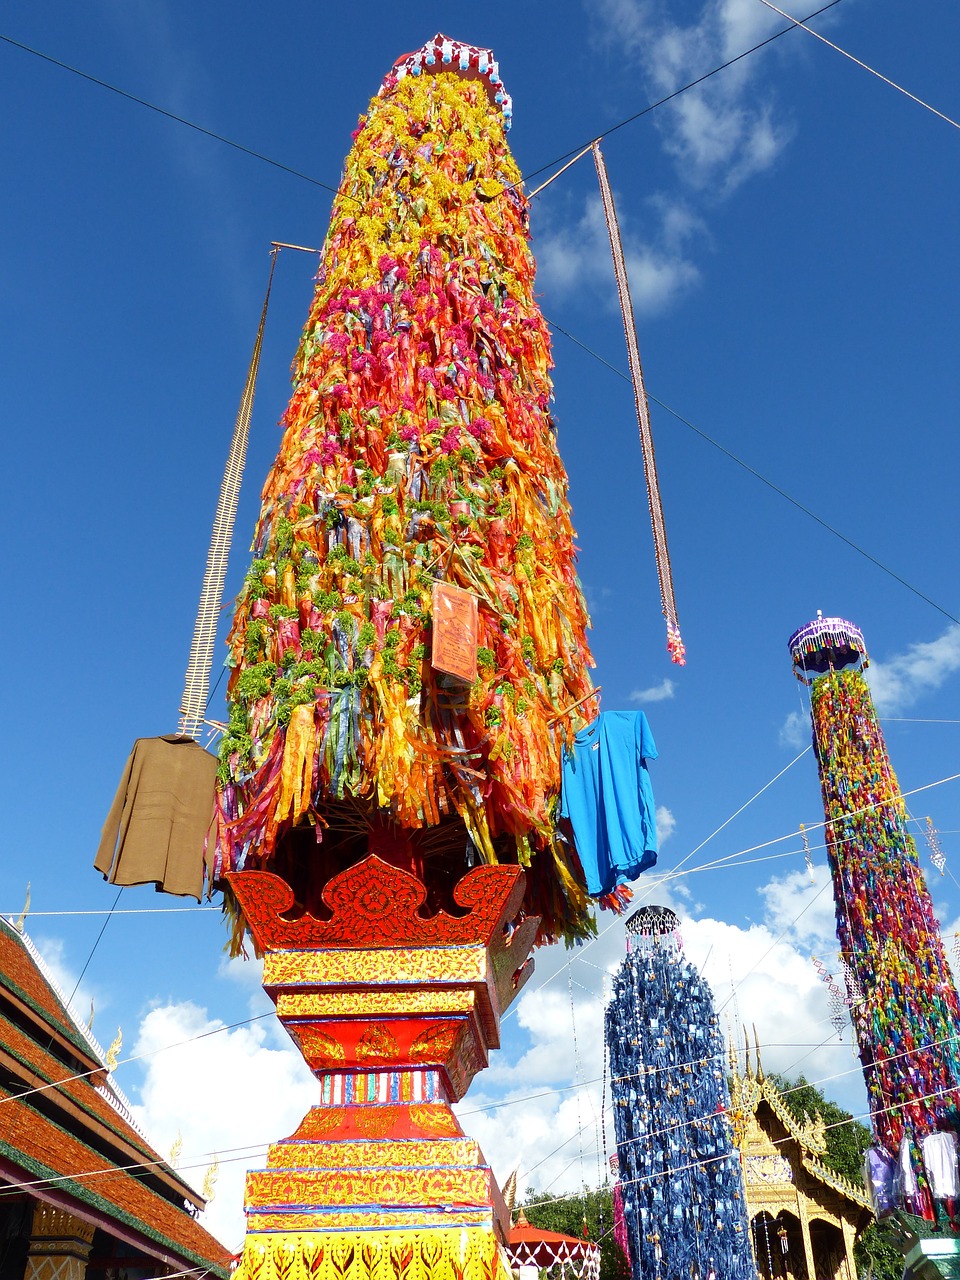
227 857 538 1280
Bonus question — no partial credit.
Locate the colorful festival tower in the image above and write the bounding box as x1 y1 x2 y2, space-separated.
789 616 960 1152
214 36 598 949
215 35 601 1280
605 907 755 1280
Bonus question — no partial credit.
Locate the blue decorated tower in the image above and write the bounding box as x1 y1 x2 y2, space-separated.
606 906 755 1280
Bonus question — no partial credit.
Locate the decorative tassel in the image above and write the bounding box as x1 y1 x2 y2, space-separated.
593 141 684 667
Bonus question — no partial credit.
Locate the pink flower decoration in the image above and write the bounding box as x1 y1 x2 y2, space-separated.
320 435 341 465
440 428 461 454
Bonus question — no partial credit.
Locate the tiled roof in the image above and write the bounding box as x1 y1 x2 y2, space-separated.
0 920 231 1276
0 1010 174 1178
0 921 97 1062
0 1086 231 1272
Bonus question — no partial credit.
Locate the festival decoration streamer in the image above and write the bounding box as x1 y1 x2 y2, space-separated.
789 616 960 1151
606 906 754 1280
800 822 816 883
214 45 601 947
839 957 864 1007
925 817 947 875
811 954 851 1026
592 142 684 665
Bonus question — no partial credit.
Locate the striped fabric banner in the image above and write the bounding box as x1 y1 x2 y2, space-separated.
318 1069 442 1105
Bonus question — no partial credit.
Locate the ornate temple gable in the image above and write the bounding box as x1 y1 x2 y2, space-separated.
729 1033 871 1215
729 1035 869 1280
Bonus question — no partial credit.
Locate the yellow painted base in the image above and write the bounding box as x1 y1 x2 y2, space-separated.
235 1228 512 1280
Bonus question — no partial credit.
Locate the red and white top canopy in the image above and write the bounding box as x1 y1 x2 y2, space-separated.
381 33 513 128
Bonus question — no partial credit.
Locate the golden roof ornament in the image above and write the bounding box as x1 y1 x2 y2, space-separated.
105 1026 122 1071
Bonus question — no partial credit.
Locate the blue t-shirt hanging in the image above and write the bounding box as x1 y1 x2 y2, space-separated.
560 710 658 897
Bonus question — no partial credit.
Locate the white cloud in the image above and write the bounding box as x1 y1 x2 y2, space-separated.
534 192 701 315
581 583 615 620
29 933 100 1035
866 623 960 714
630 678 676 703
683 912 851 1102
656 804 677 844
591 0 650 50
531 0 805 344
129 1001 315 1250
779 708 808 749
756 862 837 952
636 866 692 906
460 1079 605 1202
590 0 793 194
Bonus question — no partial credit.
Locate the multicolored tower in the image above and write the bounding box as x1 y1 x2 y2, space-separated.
215 34 601 1280
789 615 960 1152
605 906 755 1280
214 35 598 948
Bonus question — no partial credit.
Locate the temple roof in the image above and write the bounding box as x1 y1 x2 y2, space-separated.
0 911 103 1064
505 1209 600 1278
730 1029 871 1212
508 1209 593 1249
0 917 231 1276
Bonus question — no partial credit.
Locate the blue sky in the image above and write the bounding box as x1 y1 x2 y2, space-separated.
2 0 960 1247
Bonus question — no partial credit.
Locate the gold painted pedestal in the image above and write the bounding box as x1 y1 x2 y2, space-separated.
228 857 538 1280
